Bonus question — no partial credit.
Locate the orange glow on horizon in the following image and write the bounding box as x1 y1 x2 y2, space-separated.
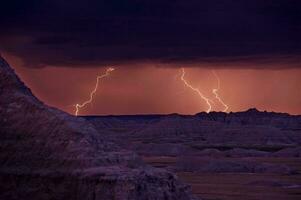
4 53 301 116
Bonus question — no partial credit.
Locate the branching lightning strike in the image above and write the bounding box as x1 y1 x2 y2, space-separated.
180 68 213 113
212 70 229 112
74 67 115 116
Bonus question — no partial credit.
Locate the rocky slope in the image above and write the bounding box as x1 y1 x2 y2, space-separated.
0 56 197 200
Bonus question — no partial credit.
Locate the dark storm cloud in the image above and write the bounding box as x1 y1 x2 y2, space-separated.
0 0 300 68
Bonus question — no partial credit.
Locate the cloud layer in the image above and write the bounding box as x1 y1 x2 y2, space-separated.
0 0 300 68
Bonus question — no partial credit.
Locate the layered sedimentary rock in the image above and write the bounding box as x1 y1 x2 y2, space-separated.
0 56 197 200
86 108 301 158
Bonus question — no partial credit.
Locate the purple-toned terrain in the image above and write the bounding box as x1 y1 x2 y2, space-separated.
1 55 301 200
85 109 301 199
0 56 197 199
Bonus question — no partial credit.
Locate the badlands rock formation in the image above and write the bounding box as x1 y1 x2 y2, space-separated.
85 103 301 200
0 56 197 200
86 105 301 177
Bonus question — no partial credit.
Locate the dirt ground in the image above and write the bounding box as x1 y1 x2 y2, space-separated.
143 156 301 200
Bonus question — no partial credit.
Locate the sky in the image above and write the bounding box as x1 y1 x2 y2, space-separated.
1 1 300 115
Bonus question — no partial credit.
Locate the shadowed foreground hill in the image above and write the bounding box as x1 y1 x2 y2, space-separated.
0 56 197 200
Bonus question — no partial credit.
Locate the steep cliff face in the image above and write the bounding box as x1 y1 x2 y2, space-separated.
0 56 197 200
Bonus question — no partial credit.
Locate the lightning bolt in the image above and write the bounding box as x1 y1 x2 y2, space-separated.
212 70 229 112
180 68 213 113
74 67 115 116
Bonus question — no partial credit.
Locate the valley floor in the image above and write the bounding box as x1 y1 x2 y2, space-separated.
144 156 301 200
